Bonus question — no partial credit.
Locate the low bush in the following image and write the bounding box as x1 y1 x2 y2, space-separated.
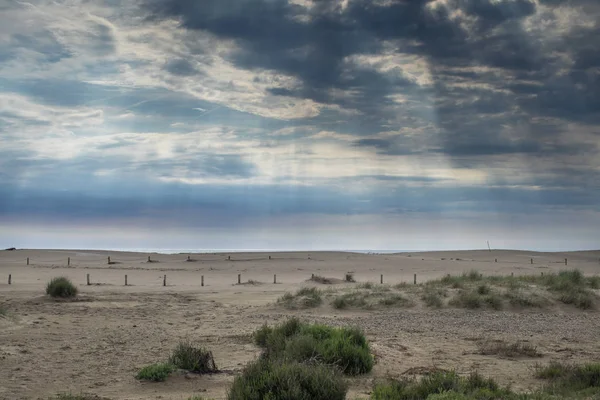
136 363 175 382
254 318 373 375
536 362 600 394
170 342 218 373
332 292 369 309
227 359 348 400
371 371 509 400
277 287 323 309
46 277 78 298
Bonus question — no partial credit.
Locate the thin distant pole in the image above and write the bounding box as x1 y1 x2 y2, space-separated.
487 241 491 252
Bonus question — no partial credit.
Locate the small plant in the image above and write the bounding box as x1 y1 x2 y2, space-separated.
477 339 542 358
536 361 600 394
136 363 175 382
46 277 78 298
227 359 348 400
422 290 444 308
170 342 218 373
345 272 356 282
477 284 490 295
504 290 546 308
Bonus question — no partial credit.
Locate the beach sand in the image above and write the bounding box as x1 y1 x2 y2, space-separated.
1 249 599 399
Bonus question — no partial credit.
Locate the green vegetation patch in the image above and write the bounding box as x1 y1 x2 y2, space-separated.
227 359 348 400
46 277 78 298
277 287 323 309
253 318 373 375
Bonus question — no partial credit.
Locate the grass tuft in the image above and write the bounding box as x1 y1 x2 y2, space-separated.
46 277 78 298
136 363 175 382
277 287 323 309
170 342 218 373
477 340 542 358
227 359 348 400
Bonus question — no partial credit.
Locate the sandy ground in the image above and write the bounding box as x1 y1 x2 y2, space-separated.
1 249 600 399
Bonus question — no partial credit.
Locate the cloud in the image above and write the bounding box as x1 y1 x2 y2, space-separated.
0 0 599 248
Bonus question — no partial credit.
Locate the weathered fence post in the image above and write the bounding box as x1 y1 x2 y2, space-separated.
86 274 90 286
148 256 151 263
228 255 231 261
8 274 11 285
531 258 533 264
125 275 128 286
565 258 568 266
108 256 111 264
273 274 277 284
414 274 417 285
27 257 29 265
201 275 204 287
67 257 70 266
163 275 166 286
237 274 241 284
380 274 383 284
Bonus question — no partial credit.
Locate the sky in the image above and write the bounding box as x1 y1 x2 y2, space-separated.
0 0 599 251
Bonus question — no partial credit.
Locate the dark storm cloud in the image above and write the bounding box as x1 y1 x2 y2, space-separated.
143 0 600 161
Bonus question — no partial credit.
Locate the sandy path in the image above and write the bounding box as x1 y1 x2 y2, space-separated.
1 249 600 399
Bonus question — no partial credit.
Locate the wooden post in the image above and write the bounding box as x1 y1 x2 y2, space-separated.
125 275 128 286
163 275 166 286
228 255 231 261
511 272 514 277
67 257 70 266
311 273 315 279
269 255 271 260
565 258 568 266
495 258 497 263
201 275 204 287
86 274 90 286
108 256 111 264
414 274 417 285
541 272 544 277
380 274 383 284
8 274 11 285
273 274 277 284
238 274 241 284
27 257 29 265
531 258 533 264
187 255 191 261
148 256 151 262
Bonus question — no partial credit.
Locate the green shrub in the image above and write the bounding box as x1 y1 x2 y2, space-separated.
254 318 373 375
332 292 368 309
504 290 546 308
136 363 175 382
371 371 511 400
379 294 412 307
558 289 594 310
537 362 600 393
449 291 482 309
277 287 323 309
46 277 78 298
170 342 218 373
477 284 490 295
227 359 348 400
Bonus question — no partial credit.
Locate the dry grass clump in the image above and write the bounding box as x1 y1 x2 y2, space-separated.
477 339 542 358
